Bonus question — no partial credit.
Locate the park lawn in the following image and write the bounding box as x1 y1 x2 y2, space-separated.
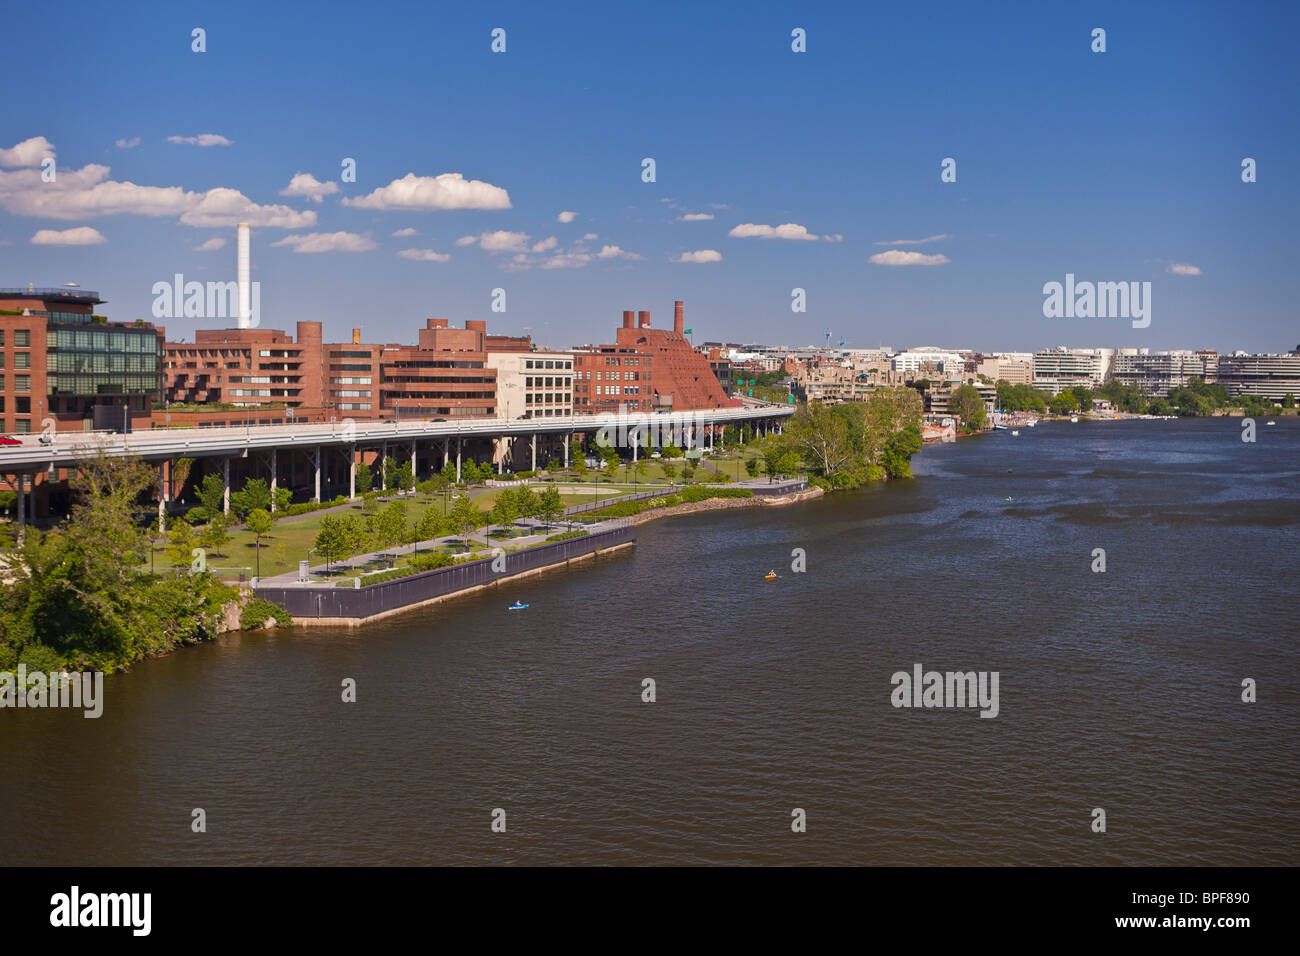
197 484 624 579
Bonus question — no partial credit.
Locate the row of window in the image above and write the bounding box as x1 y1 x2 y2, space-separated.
524 359 573 370
524 376 573 388
579 370 643 381
0 352 30 368
0 330 31 347
331 376 372 385
51 329 158 353
47 353 155 373
47 374 159 394
592 356 647 367
0 375 29 391
525 393 571 404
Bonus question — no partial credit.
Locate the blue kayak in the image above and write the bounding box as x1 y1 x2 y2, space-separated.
508 602 529 610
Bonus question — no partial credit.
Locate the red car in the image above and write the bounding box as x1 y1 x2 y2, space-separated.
0 435 22 446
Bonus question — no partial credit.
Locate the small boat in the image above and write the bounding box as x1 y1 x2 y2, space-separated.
1069 415 1079 423
1026 420 1037 428
764 570 778 580
992 423 1009 431
507 601 529 611
1004 496 1014 502
1011 430 1020 436
1266 420 1276 426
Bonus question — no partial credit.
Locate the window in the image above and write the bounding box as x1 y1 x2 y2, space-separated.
14 419 30 433
15 330 30 347
15 352 31 369
16 397 30 413
0 331 4 345
16 375 30 392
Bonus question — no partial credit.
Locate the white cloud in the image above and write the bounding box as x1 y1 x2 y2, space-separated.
582 232 598 240
678 213 714 221
556 210 577 223
167 134 234 147
597 244 643 260
673 249 722 263
271 232 377 254
0 136 55 168
193 237 226 252
874 234 951 246
397 248 451 262
30 226 105 246
391 227 417 237
0 149 317 228
342 172 510 211
531 236 558 252
280 172 340 203
823 233 844 242
115 137 141 150
868 250 950 266
456 230 531 252
540 252 595 270
179 187 317 228
728 222 820 241
1167 262 1202 276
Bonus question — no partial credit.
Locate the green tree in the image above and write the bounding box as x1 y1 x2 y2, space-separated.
490 487 518 535
272 485 292 513
745 457 760 479
356 461 374 495
200 512 232 557
538 486 563 526
415 506 445 543
245 508 273 577
313 514 352 571
1049 391 1080 415
164 520 198 571
662 461 677 482
229 477 271 519
569 437 584 466
1283 393 1296 409
194 473 225 522
440 461 457 485
515 485 539 522
949 384 989 431
882 424 923 479
448 494 479 546
775 450 800 478
396 461 415 492
371 501 409 550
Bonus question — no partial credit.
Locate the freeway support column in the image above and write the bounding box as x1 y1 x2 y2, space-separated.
381 443 387 491
17 474 25 537
564 431 570 468
349 448 356 499
456 438 462 483
531 434 536 472
314 446 321 503
496 438 503 475
442 438 449 469
411 439 417 485
157 460 168 533
270 449 278 512
223 457 230 514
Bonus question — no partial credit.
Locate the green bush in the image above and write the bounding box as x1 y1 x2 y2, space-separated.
240 598 290 629
546 529 589 542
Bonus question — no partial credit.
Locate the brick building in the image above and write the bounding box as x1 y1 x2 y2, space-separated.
1 286 164 434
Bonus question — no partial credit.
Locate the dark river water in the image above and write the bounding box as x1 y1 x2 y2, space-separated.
3 418 1297 865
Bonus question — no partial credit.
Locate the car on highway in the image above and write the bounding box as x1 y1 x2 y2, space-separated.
0 435 22 446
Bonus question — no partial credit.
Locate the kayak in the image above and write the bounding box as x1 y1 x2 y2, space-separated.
764 571 778 580
508 602 529 610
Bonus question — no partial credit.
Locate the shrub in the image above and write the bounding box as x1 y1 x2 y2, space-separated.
546 529 589 542
241 598 290 630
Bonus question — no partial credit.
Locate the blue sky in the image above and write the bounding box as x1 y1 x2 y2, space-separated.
1 0 1295 353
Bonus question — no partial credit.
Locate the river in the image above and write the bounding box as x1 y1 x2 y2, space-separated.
3 418 1297 865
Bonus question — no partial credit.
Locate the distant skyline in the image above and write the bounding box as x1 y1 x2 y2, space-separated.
1 1 1296 353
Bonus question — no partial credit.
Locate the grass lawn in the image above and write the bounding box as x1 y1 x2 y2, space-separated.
189 486 627 579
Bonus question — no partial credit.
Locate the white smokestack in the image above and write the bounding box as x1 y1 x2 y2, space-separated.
237 222 251 328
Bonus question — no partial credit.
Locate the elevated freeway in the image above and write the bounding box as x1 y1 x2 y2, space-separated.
0 403 794 530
